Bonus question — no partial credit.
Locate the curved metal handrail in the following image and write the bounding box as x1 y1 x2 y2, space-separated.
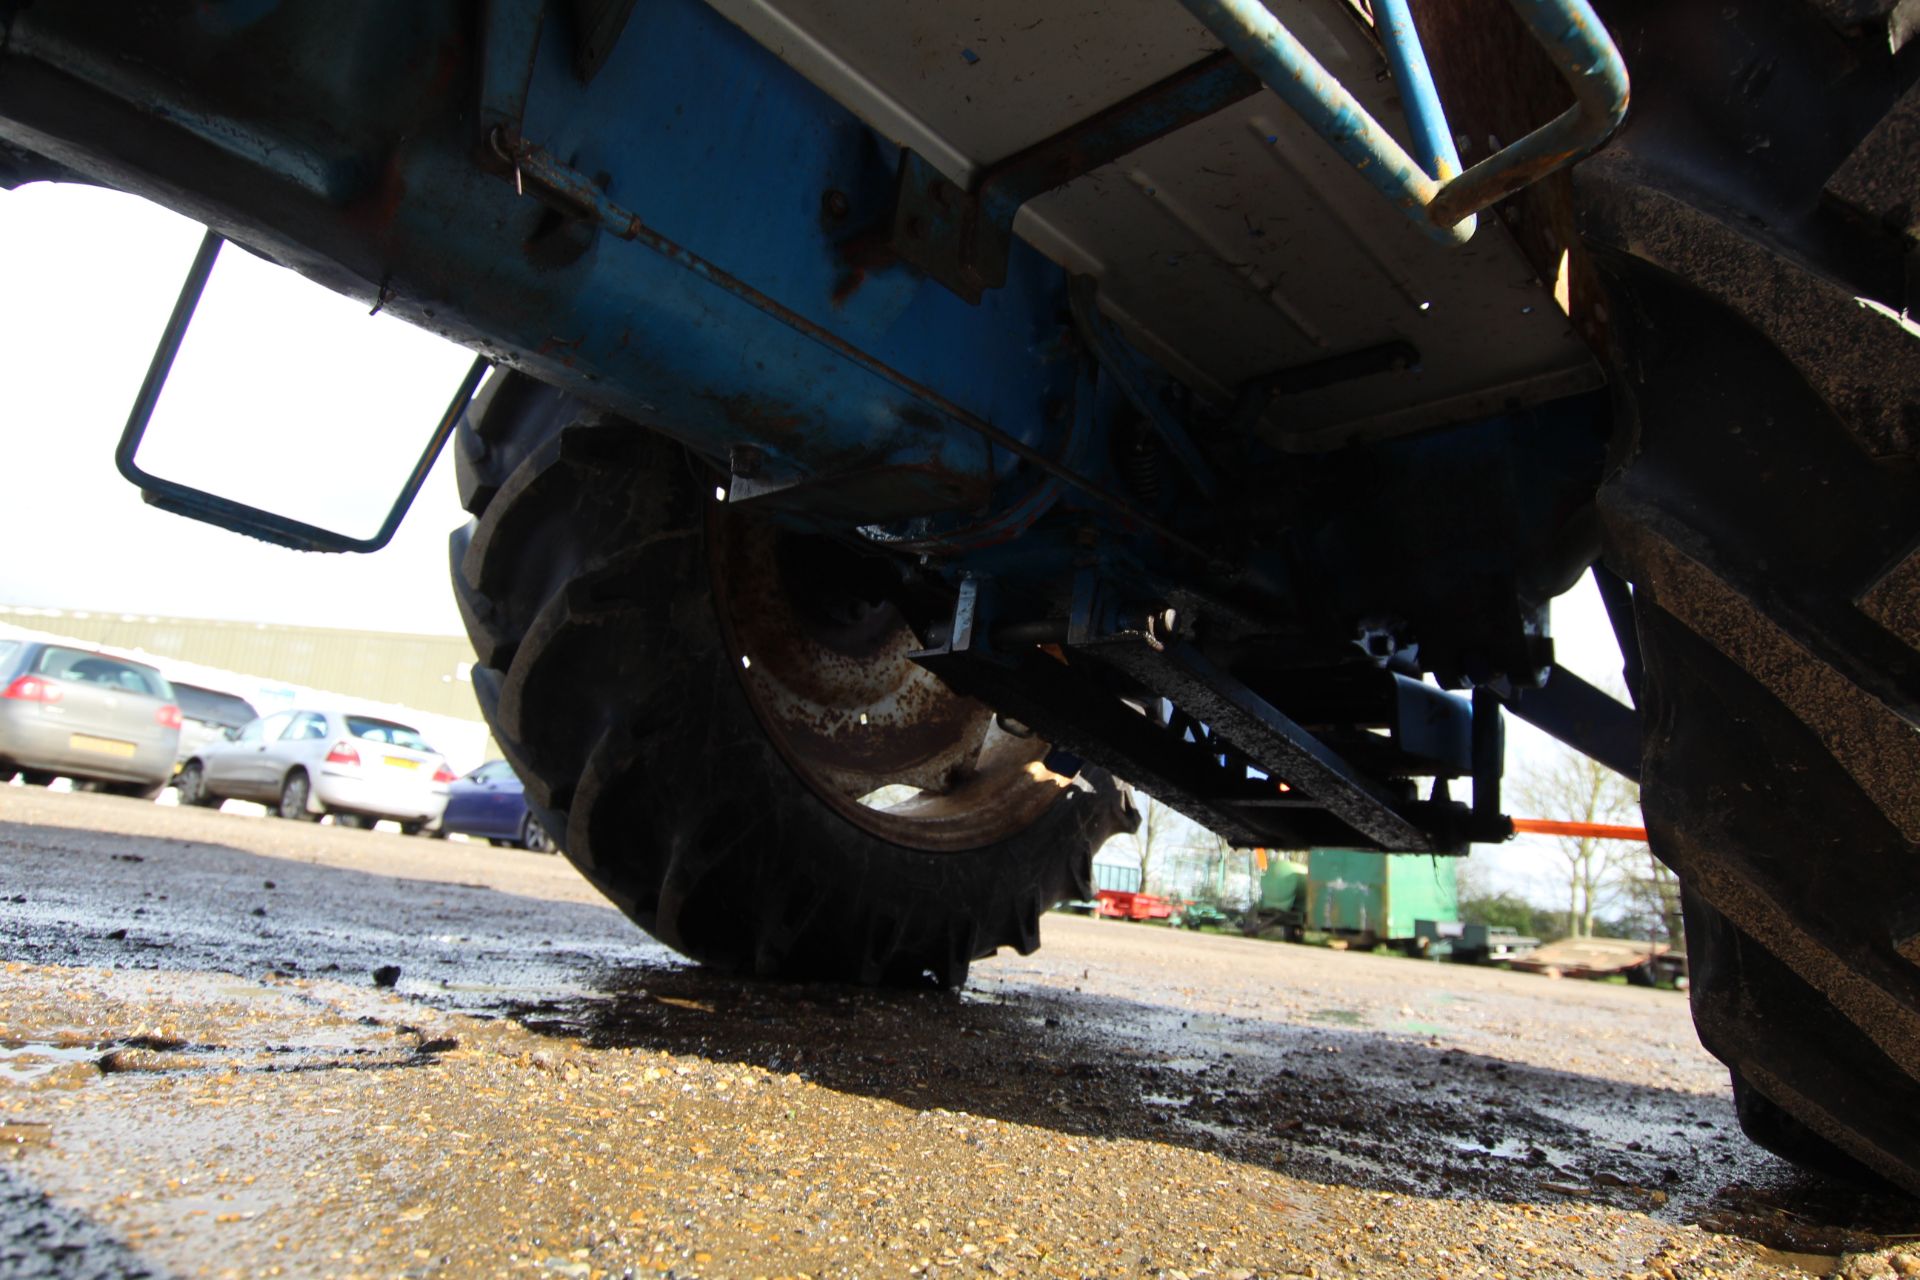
1177 0 1630 245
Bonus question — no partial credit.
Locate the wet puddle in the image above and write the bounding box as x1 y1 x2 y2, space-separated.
1140 1092 1193 1109
0 1039 110 1081
1445 1134 1580 1167
0 1120 53 1148
1750 1247 1842 1276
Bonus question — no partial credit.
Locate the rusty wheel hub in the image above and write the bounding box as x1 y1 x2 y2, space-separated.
711 511 1069 851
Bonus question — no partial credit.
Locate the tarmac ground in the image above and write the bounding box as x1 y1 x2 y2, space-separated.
2 787 1916 1279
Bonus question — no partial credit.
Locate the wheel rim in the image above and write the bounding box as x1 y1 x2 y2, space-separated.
181 765 203 803
710 508 1072 852
281 775 306 818
523 815 550 852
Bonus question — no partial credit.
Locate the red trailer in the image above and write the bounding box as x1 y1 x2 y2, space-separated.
1095 890 1176 922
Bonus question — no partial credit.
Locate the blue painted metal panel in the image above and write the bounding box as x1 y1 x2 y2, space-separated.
507 0 1079 486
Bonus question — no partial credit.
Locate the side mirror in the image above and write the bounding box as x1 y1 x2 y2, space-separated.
116 229 488 553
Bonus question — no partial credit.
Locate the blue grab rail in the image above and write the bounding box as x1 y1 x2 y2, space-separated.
1373 0 1465 183
1175 0 1629 245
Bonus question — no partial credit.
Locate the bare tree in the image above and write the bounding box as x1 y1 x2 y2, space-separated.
1129 791 1184 895
1513 749 1642 937
1125 793 1250 903
1616 845 1686 949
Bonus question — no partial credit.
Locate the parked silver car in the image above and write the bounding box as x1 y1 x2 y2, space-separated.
170 682 259 770
175 709 455 832
0 639 181 797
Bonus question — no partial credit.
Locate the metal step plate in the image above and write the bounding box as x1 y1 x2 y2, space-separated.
705 0 1601 446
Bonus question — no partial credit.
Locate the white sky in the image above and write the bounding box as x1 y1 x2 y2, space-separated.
0 184 474 633
0 182 1634 902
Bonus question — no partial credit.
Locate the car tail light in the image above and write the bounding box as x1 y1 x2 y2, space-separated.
156 704 183 729
432 763 457 784
1 675 62 704
325 741 361 766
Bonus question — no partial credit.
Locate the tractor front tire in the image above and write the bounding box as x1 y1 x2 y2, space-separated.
448 373 1136 986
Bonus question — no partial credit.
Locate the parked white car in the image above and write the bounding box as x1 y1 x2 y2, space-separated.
175 709 455 833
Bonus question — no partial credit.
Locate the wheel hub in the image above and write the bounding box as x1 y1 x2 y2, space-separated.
711 511 1070 851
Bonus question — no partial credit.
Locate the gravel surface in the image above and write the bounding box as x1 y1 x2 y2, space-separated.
2 787 1915 1278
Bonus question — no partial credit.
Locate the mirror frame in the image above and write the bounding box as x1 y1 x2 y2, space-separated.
114 229 490 553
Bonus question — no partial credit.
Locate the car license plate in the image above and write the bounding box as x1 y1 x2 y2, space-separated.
70 734 137 758
383 756 419 770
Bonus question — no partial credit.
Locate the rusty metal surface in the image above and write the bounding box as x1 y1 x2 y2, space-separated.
708 512 1065 851
1407 0 1606 354
1419 0 1628 228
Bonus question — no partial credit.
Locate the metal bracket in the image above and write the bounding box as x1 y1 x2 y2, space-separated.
1175 0 1629 243
114 230 490 554
1504 666 1641 782
1093 636 1438 850
1067 277 1220 500
1590 561 1644 706
889 49 1262 303
914 570 1486 851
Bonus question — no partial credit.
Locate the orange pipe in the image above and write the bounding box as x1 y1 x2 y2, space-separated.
1510 818 1648 841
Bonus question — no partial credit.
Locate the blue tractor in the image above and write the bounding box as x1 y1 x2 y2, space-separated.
3 0 1916 1189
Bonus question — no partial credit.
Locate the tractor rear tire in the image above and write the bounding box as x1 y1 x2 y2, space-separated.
447 372 1136 986
1580 0 1920 1193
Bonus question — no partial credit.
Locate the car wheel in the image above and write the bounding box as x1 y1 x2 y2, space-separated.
333 813 373 830
173 761 221 809
399 821 427 837
449 374 1136 985
276 771 319 823
1576 0 1920 1193
519 812 553 855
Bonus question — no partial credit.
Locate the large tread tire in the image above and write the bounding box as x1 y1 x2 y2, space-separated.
448 372 1135 986
1580 0 1920 1192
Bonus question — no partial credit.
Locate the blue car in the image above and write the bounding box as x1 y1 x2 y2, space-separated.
438 761 553 853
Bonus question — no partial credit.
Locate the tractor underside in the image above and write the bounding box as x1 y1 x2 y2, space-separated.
5 0 1919 1193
